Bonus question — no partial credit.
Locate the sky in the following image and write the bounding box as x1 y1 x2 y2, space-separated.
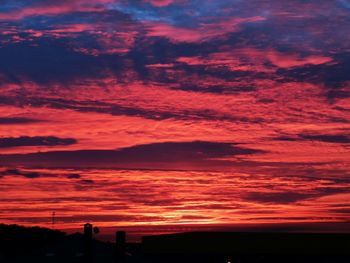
0 0 349 238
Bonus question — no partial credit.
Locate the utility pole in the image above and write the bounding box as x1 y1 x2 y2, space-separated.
52 211 55 229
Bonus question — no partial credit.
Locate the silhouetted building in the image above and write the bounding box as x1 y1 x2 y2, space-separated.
84 223 93 262
116 231 127 262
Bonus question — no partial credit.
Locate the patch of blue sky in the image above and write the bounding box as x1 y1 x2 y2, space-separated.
105 0 242 27
18 11 105 30
338 0 350 9
106 3 170 22
0 1 28 12
0 0 56 12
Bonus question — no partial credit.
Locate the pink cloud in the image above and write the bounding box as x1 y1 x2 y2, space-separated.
266 51 334 68
145 23 205 43
246 49 334 68
0 0 113 21
144 0 176 7
47 24 94 34
144 16 265 43
177 49 333 71
146 63 175 68
0 21 139 55
177 52 274 73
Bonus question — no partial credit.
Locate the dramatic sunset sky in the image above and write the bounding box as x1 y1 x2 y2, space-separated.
0 0 349 239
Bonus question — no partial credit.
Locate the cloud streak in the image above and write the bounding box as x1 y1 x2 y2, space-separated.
0 117 43 125
0 141 262 169
0 136 77 148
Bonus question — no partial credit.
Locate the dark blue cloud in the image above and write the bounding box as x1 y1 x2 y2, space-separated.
0 117 43 124
300 134 350 143
0 168 41 178
0 136 77 148
0 94 264 122
274 134 350 144
245 187 350 204
0 141 262 169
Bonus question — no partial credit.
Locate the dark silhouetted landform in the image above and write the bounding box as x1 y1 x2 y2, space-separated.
1 224 350 262
142 232 350 255
0 224 117 263
142 232 350 262
0 224 65 262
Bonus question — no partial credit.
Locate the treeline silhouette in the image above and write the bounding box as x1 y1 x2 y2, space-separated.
0 224 65 258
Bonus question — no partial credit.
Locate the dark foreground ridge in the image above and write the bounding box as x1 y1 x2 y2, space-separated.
1 224 350 263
